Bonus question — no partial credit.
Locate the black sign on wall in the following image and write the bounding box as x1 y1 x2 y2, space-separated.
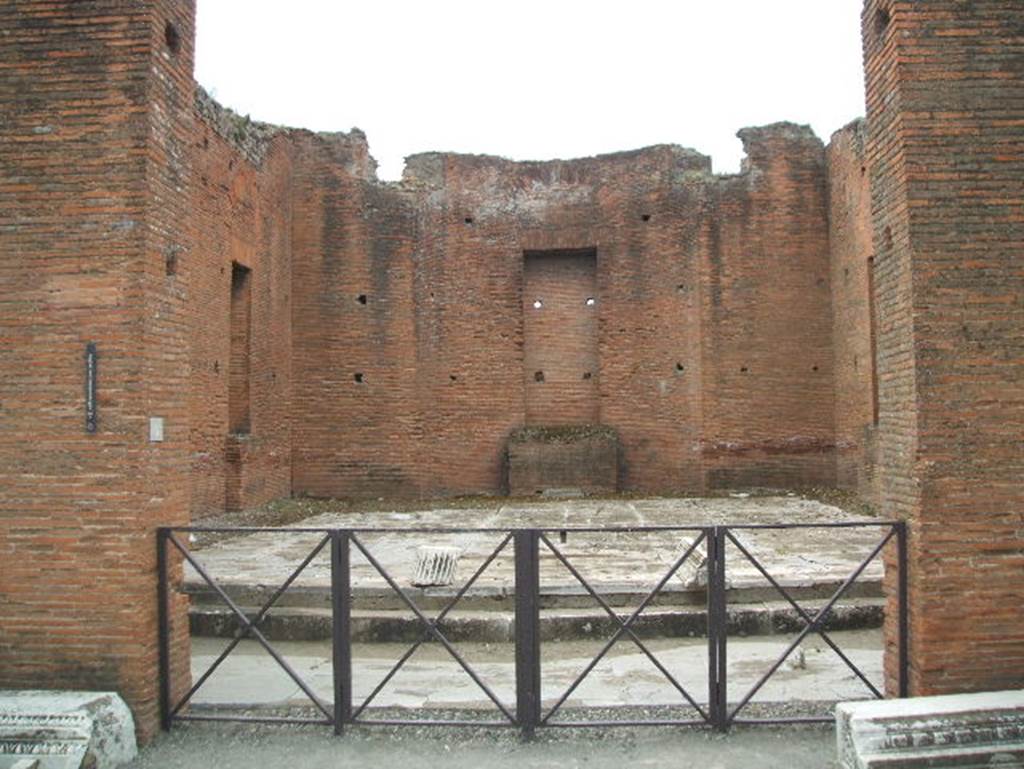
85 342 97 433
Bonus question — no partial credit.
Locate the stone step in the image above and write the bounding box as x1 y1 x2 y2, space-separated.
183 577 883 612
189 597 885 643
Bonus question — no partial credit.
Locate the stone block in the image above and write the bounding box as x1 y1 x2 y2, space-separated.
836 689 1024 768
506 425 618 497
0 691 137 769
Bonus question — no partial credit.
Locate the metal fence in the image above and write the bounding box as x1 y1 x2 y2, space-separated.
157 521 907 735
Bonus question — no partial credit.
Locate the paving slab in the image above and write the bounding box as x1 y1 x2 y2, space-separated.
186 629 884 712
181 496 890 606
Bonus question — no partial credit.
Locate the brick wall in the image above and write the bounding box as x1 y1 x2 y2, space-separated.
7 0 1021 737
863 0 1024 695
701 125 837 489
0 0 196 741
282 131 839 499
289 131 423 498
188 92 294 516
828 119 880 504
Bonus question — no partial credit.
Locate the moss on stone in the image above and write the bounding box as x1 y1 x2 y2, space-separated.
507 424 619 445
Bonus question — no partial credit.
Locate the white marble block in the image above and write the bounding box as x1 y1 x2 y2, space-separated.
0 691 136 769
837 689 1024 768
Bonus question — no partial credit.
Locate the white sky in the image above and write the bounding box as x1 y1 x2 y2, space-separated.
195 0 866 181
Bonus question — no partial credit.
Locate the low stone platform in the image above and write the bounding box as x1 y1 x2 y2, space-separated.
836 689 1024 768
182 495 891 641
0 691 136 769
505 425 619 496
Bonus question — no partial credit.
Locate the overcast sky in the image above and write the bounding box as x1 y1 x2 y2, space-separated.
194 0 866 180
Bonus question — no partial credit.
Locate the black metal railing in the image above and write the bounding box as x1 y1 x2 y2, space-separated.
157 520 907 735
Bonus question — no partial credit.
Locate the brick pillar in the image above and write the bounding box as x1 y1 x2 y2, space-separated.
0 0 196 742
862 0 1024 695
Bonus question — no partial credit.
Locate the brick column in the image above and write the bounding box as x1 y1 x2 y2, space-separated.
0 0 196 742
862 0 1024 695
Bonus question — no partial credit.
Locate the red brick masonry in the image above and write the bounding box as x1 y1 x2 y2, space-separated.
0 0 1019 742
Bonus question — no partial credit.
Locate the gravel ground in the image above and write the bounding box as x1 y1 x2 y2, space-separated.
128 713 839 769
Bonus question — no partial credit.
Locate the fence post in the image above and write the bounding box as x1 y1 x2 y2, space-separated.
896 521 909 698
514 529 541 738
331 530 352 734
707 526 728 731
156 528 172 732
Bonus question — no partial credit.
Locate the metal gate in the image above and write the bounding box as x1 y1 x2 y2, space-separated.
157 521 907 734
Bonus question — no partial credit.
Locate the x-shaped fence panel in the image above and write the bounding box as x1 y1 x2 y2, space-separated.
158 521 907 735
712 523 907 727
158 528 335 728
535 529 711 727
344 531 517 728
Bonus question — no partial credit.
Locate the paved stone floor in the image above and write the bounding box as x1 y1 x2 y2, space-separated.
182 495 891 599
189 629 883 711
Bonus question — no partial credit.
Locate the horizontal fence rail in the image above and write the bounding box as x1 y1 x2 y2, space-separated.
157 521 908 735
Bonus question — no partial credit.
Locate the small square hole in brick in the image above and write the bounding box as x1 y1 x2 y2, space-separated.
164 21 181 54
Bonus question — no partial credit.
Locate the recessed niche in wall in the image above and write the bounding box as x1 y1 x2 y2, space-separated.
522 247 598 425
165 251 177 277
812 365 819 372
228 263 252 434
464 216 474 224
675 362 685 373
740 366 748 373
450 374 458 382
641 214 651 222
357 294 367 305
354 373 364 383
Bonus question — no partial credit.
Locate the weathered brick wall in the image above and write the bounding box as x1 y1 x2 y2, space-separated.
287 135 837 498
5 0 1020 743
188 93 294 516
701 125 837 489
344 146 710 496
863 0 1024 695
289 131 424 498
827 119 880 504
0 0 196 741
